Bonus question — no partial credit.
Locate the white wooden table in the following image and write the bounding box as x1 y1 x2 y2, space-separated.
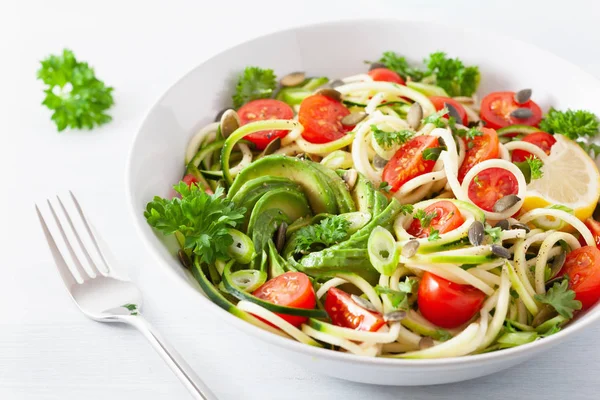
2 0 600 398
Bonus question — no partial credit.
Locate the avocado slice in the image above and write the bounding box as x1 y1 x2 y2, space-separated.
307 162 356 213
228 155 338 214
352 173 376 215
247 188 311 234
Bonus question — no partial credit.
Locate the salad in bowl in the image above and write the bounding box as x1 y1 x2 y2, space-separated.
142 49 600 360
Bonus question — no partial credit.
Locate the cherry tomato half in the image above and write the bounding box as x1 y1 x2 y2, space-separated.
253 272 316 327
407 201 465 238
467 168 519 212
324 287 386 332
382 135 440 192
579 218 600 248
238 99 294 150
458 127 500 183
429 96 469 126
511 132 556 162
558 246 600 310
418 271 486 329
182 174 199 187
480 91 542 129
298 94 352 144
368 68 406 85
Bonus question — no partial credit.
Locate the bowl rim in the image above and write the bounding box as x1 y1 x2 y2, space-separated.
126 17 600 367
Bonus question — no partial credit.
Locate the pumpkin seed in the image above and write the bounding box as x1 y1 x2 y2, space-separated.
402 240 420 258
514 89 532 105
383 310 407 322
315 88 342 102
214 108 229 122
177 249 192 269
328 79 344 89
341 112 367 126
342 169 358 190
369 62 386 71
275 222 288 253
373 154 389 169
407 102 423 130
419 336 434 349
220 109 240 138
493 194 521 213
445 102 462 122
468 221 485 246
280 71 306 87
351 294 378 312
491 244 511 259
262 137 281 156
494 219 510 231
550 251 566 277
510 222 531 233
510 108 534 119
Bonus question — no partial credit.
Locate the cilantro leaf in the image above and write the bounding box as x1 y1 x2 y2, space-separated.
422 107 449 128
375 278 417 310
414 209 437 228
293 215 350 254
424 52 480 97
232 66 277 108
485 227 502 243
371 125 414 149
454 126 483 141
37 49 114 131
397 277 419 294
539 108 599 140
399 204 415 215
428 229 440 241
526 156 544 180
534 279 582 319
144 184 245 264
379 181 392 193
422 146 446 161
378 51 425 81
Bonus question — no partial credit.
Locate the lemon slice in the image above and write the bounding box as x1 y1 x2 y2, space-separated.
522 134 600 221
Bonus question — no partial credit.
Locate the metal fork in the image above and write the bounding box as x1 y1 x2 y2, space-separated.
36 192 217 400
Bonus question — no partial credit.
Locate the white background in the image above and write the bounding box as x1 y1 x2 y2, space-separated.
2 0 600 399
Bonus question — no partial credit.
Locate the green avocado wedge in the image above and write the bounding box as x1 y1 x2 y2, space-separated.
247 188 311 232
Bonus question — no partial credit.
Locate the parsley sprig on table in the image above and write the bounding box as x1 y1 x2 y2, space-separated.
144 183 245 264
37 49 114 131
232 66 277 108
293 215 350 254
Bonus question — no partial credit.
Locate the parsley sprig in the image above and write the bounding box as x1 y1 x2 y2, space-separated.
539 108 599 140
144 183 245 264
371 125 414 149
293 215 350 254
526 156 544 180
534 278 582 319
37 49 114 131
375 277 418 310
414 209 438 228
232 66 277 108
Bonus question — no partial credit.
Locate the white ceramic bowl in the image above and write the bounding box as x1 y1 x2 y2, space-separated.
126 19 600 385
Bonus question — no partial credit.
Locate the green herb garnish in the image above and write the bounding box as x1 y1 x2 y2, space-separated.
233 66 277 108
371 125 414 149
294 215 350 254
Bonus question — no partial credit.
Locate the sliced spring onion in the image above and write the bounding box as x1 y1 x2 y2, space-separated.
320 150 354 170
368 226 400 276
227 229 255 264
229 269 267 292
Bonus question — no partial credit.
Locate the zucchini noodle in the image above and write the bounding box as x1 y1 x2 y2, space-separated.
504 141 549 161
185 122 219 164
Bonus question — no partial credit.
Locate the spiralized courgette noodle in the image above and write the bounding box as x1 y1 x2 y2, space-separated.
175 70 597 359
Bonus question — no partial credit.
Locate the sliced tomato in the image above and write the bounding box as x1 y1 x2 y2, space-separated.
558 246 600 310
457 127 500 183
324 287 386 332
238 99 294 150
511 132 556 162
298 94 352 144
407 201 465 238
182 174 199 187
253 272 316 327
579 219 600 248
480 91 542 129
368 68 405 85
382 135 440 192
418 271 486 329
467 168 519 212
429 96 468 126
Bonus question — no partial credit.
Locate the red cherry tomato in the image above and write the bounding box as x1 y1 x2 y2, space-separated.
511 132 556 162
480 91 542 129
253 272 316 327
324 287 386 332
182 174 199 187
458 127 500 183
579 219 600 248
368 68 406 85
298 94 352 144
382 135 440 192
407 201 465 238
238 99 294 150
467 168 519 212
429 96 469 126
418 271 486 329
181 174 213 194
558 246 600 310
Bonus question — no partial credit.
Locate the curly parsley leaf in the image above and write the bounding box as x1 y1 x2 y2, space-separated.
526 156 544 180
232 66 277 108
144 184 245 264
293 215 350 254
428 229 440 241
378 51 425 81
422 107 449 128
534 279 582 319
414 209 437 228
424 52 480 97
371 125 414 149
37 49 114 131
539 108 599 140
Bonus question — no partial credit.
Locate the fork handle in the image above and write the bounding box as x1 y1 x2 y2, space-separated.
125 315 218 400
